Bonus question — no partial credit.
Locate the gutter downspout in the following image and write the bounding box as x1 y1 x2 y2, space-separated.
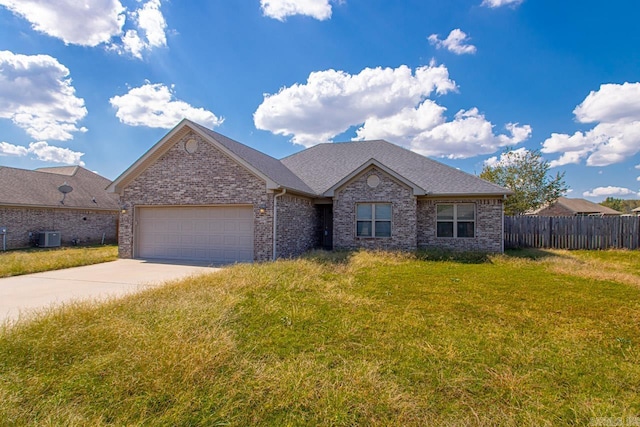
273 188 287 261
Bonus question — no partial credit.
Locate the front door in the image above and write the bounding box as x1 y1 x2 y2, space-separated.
318 205 333 250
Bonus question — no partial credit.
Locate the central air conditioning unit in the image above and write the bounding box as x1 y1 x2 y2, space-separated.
38 231 61 248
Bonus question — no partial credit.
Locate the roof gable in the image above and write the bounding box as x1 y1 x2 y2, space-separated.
324 159 426 196
108 119 314 196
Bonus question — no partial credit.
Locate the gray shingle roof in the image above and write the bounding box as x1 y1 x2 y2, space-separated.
281 140 511 196
190 122 315 195
0 166 119 210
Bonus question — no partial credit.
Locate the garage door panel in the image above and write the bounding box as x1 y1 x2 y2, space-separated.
138 206 254 263
238 220 252 233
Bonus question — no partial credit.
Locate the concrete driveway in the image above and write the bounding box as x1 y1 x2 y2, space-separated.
0 259 220 324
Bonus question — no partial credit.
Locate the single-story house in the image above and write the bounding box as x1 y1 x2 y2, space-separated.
0 165 120 250
528 197 622 217
107 119 512 263
633 207 640 216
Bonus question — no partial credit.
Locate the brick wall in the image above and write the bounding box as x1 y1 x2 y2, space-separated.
417 198 504 252
276 193 317 258
0 206 118 249
118 131 273 261
333 167 417 251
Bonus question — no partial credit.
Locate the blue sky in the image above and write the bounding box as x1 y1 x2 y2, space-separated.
1 0 639 201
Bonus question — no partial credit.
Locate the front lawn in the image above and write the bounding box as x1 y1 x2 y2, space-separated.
0 245 118 278
0 249 639 425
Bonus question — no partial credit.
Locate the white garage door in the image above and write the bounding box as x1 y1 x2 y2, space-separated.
137 206 254 263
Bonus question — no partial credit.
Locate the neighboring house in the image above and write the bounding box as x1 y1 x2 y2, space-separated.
633 207 640 216
108 119 512 263
0 166 120 250
528 197 622 217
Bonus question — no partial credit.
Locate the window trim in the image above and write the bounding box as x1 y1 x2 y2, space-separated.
356 202 392 238
436 203 476 238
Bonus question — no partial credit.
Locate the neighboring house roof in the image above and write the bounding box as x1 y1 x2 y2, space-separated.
281 140 511 197
531 197 622 215
632 207 640 213
0 166 119 210
109 119 512 198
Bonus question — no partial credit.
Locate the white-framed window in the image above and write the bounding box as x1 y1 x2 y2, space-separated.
356 203 392 238
436 204 475 238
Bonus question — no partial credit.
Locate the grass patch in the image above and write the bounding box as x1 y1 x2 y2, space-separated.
1 249 639 425
0 245 118 278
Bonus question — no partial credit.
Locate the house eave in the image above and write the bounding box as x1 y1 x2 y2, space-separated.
107 119 279 194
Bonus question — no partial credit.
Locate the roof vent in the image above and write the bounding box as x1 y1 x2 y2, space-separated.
58 182 73 205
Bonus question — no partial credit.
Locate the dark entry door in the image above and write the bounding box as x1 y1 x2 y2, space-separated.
319 205 333 250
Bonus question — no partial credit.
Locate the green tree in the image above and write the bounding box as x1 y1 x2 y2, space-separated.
599 197 624 213
600 197 640 214
480 148 568 215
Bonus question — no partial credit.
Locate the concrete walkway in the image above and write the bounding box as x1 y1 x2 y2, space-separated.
0 259 220 324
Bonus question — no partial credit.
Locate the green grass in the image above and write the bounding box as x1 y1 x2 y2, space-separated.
0 245 118 278
1 249 639 425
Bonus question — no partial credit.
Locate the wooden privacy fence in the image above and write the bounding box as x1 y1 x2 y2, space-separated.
504 216 640 250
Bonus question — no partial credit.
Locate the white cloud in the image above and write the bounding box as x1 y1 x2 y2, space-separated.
135 0 167 47
0 141 29 156
261 0 333 21
121 30 146 59
0 0 125 46
583 186 639 198
0 0 167 59
542 83 640 167
481 0 524 8
254 63 531 158
109 82 223 129
28 141 85 166
0 140 84 165
483 147 529 167
357 107 531 158
573 82 640 124
121 0 167 59
254 64 457 147
0 51 87 141
428 29 477 55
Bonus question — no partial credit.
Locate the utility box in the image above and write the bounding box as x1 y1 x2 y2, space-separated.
38 231 61 248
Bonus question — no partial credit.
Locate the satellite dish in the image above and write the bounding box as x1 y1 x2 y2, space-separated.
58 183 73 194
58 182 73 204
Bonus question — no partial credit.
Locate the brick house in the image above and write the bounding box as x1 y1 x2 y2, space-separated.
0 166 120 250
108 119 511 263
